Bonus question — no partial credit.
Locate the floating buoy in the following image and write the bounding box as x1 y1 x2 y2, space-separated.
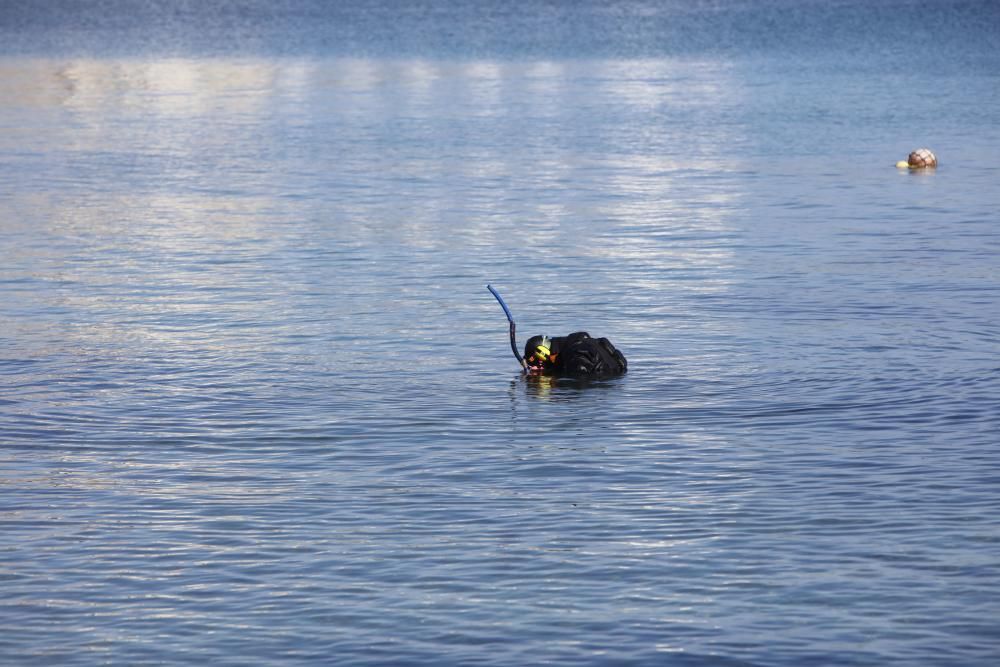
899 148 937 169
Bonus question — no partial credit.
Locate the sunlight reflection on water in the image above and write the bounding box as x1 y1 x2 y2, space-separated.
2 8 1000 662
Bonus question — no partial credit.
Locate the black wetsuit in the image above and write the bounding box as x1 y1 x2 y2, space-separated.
524 331 627 378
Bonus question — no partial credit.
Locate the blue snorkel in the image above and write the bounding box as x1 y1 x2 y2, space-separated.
487 284 527 371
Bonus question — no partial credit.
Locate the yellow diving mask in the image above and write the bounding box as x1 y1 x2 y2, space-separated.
533 336 552 362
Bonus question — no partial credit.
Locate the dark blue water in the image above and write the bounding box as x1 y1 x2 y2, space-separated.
2 2 999 665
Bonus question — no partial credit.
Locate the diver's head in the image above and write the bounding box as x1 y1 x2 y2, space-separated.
524 335 553 371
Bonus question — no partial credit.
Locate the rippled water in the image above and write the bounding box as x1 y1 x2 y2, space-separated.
2 1 999 665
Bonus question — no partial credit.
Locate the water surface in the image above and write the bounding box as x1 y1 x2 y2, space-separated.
2 2 999 665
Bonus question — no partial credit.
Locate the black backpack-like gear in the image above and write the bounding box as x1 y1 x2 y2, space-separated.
559 332 627 377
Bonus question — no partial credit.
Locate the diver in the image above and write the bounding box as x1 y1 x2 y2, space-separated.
523 332 627 378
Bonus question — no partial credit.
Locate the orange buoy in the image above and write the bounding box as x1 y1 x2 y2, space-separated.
906 148 937 169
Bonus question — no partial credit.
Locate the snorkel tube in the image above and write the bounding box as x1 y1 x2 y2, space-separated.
487 284 527 371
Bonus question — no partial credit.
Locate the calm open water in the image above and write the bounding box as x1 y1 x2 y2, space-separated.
2 1 999 665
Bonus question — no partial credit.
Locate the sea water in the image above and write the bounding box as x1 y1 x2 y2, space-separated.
1 1 999 665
